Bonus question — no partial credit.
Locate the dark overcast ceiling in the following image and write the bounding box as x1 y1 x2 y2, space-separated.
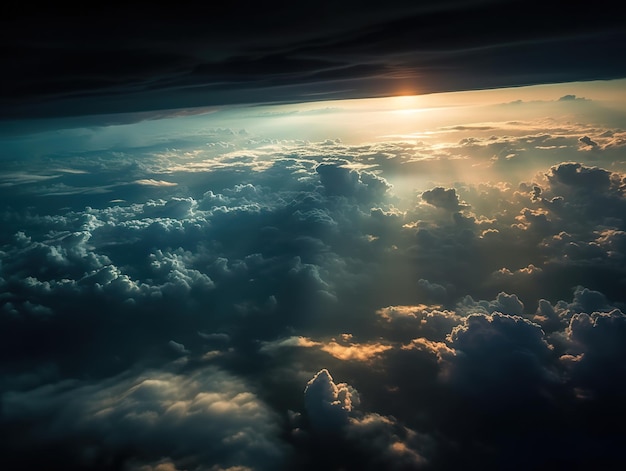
2 0 625 118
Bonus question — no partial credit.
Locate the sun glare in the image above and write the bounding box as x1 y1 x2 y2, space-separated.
390 94 422 112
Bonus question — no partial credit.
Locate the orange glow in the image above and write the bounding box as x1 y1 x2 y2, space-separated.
320 340 392 362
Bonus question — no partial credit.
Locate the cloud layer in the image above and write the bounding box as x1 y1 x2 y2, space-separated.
2 1 625 117
1 90 626 469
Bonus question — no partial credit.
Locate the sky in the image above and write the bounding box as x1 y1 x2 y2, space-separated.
2 3 626 471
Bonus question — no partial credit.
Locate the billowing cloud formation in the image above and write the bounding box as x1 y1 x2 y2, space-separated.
304 369 359 431
445 313 556 400
380 290 626 467
302 369 428 470
317 161 391 200
2 92 626 469
421 187 468 211
562 309 626 396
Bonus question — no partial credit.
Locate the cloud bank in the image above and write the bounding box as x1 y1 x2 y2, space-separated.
1 90 626 469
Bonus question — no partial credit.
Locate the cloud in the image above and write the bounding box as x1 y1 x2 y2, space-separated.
546 161 612 191
562 308 626 396
2 98 626 469
260 336 321 353
421 187 468 211
142 197 196 219
134 179 178 187
319 340 392 362
558 94 589 102
167 340 190 355
445 313 556 400
345 413 429 470
0 172 61 187
490 264 543 281
302 369 429 469
316 161 391 200
304 369 358 432
457 291 525 316
3 3 626 118
377 305 462 343
1 366 288 470
416 278 448 302
578 135 598 147
260 335 390 363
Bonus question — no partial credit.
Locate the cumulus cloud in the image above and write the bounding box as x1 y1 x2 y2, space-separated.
490 264 543 285
142 197 196 219
421 187 468 211
562 308 626 396
304 369 358 432
456 292 525 316
316 161 391 201
546 161 612 192
2 91 626 469
302 369 428 469
377 305 461 343
444 313 557 400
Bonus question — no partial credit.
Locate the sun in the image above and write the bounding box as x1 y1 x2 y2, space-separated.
389 93 422 113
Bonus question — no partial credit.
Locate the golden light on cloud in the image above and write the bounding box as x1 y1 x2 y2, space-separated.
376 304 441 322
259 335 391 362
320 340 392 362
403 337 454 357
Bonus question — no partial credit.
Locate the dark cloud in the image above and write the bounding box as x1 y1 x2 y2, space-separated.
301 369 429 470
445 313 556 401
559 94 589 102
416 279 448 303
2 365 289 471
579 135 598 147
373 286 626 468
562 308 626 396
421 187 468 212
304 368 357 431
546 161 611 191
2 1 625 117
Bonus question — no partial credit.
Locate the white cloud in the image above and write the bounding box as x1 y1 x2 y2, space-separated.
134 179 178 187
